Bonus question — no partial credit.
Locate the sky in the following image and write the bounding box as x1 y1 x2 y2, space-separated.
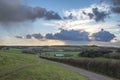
0 0 120 46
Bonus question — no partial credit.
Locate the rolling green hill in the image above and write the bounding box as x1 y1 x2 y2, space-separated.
0 49 88 80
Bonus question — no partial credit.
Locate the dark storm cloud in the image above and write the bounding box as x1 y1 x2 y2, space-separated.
0 0 61 23
87 8 109 22
45 29 90 41
92 29 115 42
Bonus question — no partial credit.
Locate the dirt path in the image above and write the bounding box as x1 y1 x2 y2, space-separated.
45 59 113 80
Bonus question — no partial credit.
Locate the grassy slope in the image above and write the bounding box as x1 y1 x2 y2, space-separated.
0 49 88 80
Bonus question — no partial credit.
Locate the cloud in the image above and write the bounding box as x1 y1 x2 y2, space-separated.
92 29 115 42
109 0 120 14
88 13 94 19
45 29 90 41
16 28 117 42
88 7 109 22
64 13 74 19
0 0 61 23
16 33 43 39
45 11 62 20
108 0 120 6
32 33 43 39
64 4 110 22
25 34 32 39
15 36 23 39
111 7 120 14
101 0 120 14
45 33 55 39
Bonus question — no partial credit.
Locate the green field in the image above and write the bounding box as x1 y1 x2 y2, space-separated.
41 52 120 61
42 52 80 57
0 49 88 80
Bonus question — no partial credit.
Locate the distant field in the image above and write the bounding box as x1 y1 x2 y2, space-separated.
0 49 88 80
42 52 80 57
41 52 120 62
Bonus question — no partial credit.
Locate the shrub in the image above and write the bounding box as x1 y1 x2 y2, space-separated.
40 56 120 79
117 48 120 53
79 49 112 58
22 49 36 54
104 53 120 59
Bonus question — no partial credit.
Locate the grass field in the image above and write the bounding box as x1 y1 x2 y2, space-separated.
42 52 80 57
0 49 88 80
41 51 120 62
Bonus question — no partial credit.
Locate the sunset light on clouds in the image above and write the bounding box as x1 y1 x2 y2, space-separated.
0 0 120 46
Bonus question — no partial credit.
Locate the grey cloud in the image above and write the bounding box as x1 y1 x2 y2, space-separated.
87 8 109 22
45 33 55 39
45 11 61 20
32 33 43 39
108 0 120 6
88 13 94 19
25 34 32 39
111 7 120 14
101 0 120 14
92 29 115 42
16 29 115 42
64 13 73 19
17 33 43 39
92 8 109 22
109 0 120 14
45 29 90 41
83 7 109 22
82 11 87 15
0 0 61 23
15 36 23 39
101 0 120 6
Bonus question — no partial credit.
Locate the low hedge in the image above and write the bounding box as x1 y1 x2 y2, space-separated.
40 56 120 79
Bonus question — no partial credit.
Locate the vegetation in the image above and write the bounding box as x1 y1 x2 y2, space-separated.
1 46 120 80
78 48 120 59
0 48 88 80
104 53 120 59
42 52 79 57
79 48 112 58
40 56 120 79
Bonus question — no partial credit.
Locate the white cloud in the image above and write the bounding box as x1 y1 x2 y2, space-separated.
41 3 120 40
64 3 110 20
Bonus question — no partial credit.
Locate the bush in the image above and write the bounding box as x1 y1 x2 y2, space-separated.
79 49 112 58
40 56 120 79
104 53 120 59
0 46 9 50
117 48 120 53
64 54 73 57
22 47 43 54
22 49 36 54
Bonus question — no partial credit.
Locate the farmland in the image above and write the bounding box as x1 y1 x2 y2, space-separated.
0 45 120 80
38 45 120 79
0 48 88 80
